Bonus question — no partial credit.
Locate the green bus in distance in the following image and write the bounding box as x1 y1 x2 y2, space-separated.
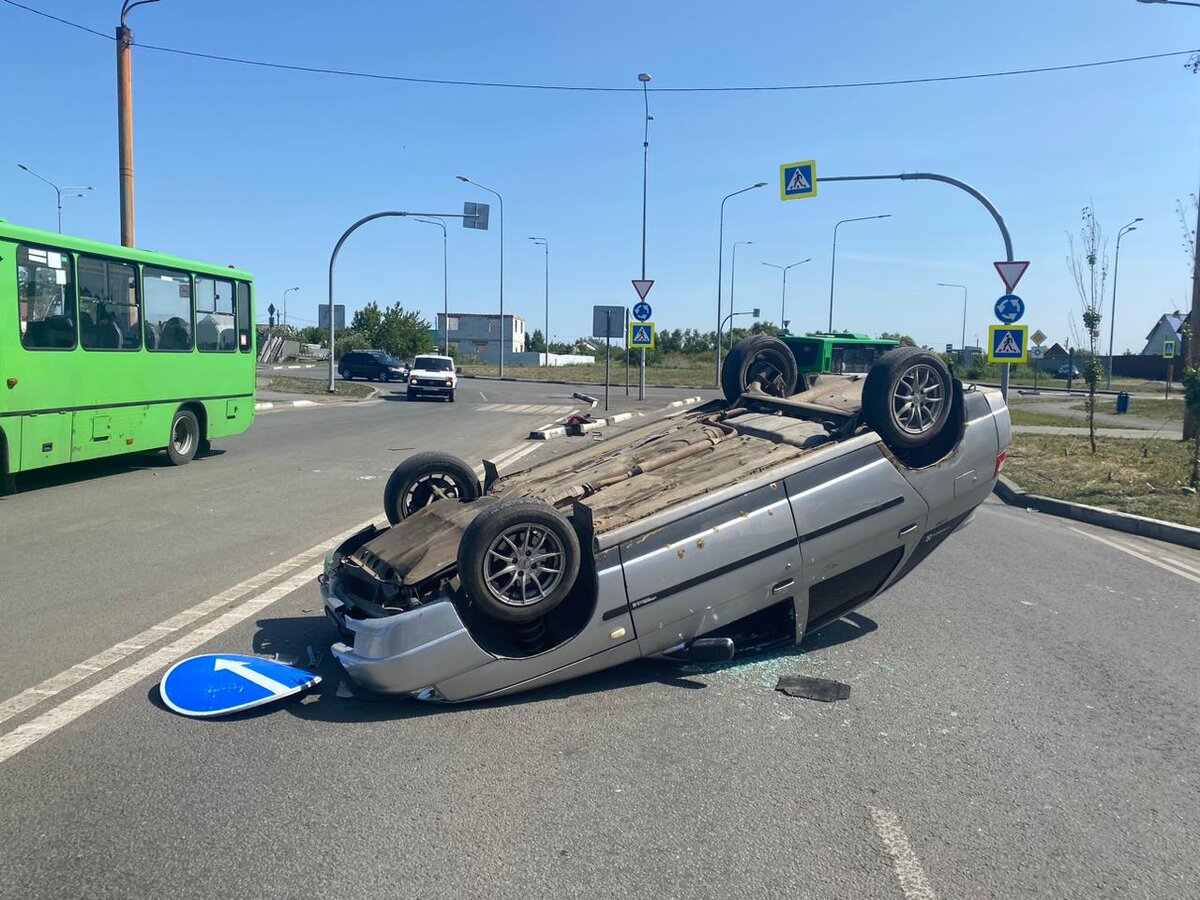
0 220 255 492
780 332 900 376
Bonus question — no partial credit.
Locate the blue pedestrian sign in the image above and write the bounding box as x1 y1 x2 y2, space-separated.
988 325 1028 364
159 654 321 718
628 321 656 349
994 294 1025 324
779 159 818 201
632 301 652 322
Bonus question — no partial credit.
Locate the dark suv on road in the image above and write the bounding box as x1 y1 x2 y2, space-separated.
339 350 408 382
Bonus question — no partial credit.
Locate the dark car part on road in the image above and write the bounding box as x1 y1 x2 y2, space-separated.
775 675 851 702
722 335 799 404
457 498 582 624
383 452 481 525
861 347 953 451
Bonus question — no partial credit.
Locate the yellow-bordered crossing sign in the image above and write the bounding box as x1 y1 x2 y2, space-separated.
780 160 817 200
988 325 1028 363
629 321 655 349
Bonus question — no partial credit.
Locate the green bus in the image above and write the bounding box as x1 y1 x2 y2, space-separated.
0 220 255 492
780 332 899 375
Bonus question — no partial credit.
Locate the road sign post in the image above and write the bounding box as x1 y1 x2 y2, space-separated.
1164 341 1176 399
631 280 653 401
593 305 624 412
991 260 1031 401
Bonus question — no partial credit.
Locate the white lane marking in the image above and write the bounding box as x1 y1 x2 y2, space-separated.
871 808 938 900
479 391 487 402
0 518 378 726
1068 527 1200 586
0 565 322 765
1098 531 1200 576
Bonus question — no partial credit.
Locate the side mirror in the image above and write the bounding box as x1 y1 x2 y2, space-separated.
456 367 463 374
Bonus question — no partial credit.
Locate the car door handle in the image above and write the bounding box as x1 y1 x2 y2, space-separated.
772 578 795 594
898 523 917 537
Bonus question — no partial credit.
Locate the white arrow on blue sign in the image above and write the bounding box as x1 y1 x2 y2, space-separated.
159 653 321 717
632 301 652 322
994 294 1025 324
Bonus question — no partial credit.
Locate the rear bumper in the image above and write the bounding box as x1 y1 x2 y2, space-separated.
321 572 493 695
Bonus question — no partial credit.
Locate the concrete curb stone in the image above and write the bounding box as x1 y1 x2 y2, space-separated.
993 474 1200 550
527 396 702 441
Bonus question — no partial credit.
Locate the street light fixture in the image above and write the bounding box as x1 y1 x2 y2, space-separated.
828 214 891 332
635 72 653 400
456 175 505 375
414 218 449 355
529 237 549 366
935 282 969 364
728 241 753 350
282 286 299 330
17 164 93 233
715 182 768 384
1107 217 1143 389
762 259 811 331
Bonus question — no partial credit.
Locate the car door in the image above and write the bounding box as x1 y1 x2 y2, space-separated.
784 441 929 630
622 480 804 657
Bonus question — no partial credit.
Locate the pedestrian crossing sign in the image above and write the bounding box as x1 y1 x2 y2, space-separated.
988 324 1028 363
780 160 817 200
629 321 656 349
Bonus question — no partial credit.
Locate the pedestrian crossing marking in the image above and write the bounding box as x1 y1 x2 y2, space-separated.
478 404 576 416
996 333 1019 355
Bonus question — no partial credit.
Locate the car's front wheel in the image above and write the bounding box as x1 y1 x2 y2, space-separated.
383 451 481 524
862 347 954 451
457 499 581 624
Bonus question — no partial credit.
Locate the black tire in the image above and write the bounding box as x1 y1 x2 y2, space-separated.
340 368 352 381
457 498 581 624
862 347 954 451
166 409 200 466
448 390 456 403
721 335 798 404
383 451 481 524
407 389 416 401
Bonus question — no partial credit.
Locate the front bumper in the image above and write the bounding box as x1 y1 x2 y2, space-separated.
321 571 494 696
408 380 455 394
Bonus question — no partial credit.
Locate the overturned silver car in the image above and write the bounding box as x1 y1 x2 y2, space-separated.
319 340 1011 702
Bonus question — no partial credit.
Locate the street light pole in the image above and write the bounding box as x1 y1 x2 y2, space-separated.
829 214 891 332
715 182 767 384
762 259 811 331
936 282 968 363
1107 219 1142 389
729 241 753 351
17 164 92 233
117 0 159 248
456 176 505 376
414 218 449 355
283 286 299 330
529 238 549 365
637 73 652 400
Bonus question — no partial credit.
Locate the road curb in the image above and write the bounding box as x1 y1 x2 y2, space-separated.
527 396 701 441
993 475 1200 550
665 396 703 409
464 374 714 390
254 399 320 411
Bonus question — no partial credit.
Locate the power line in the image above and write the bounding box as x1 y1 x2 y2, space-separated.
4 0 1197 94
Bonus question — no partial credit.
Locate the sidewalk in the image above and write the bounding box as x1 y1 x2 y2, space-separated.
254 387 379 411
1013 424 1182 439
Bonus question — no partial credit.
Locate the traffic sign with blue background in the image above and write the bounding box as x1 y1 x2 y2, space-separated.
629 322 656 349
632 301 652 322
988 325 1028 363
780 160 817 201
994 294 1025 324
160 653 321 717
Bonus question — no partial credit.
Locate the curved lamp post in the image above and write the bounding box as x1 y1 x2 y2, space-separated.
762 259 811 331
1107 218 1142 389
456 176 505 375
17 164 92 233
935 282 968 363
828 214 891 332
728 241 753 351
282 286 299 330
414 217 449 354
529 237 549 365
715 182 767 383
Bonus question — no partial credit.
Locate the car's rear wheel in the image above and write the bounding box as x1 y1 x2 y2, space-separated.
862 347 953 451
340 368 352 381
166 409 200 466
722 335 798 404
457 499 581 624
383 451 481 524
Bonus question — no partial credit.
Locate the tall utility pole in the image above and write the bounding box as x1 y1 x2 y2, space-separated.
529 238 549 365
762 259 810 331
828 214 891 332
728 241 752 351
936 282 969 364
456 176 505 376
1107 219 1142 389
714 182 767 385
637 73 652 401
117 1 158 248
414 218 449 355
17 164 92 233
283 286 299 330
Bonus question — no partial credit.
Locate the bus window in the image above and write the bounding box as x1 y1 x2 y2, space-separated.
17 245 76 350
195 276 235 352
236 282 252 352
144 267 193 352
79 255 140 351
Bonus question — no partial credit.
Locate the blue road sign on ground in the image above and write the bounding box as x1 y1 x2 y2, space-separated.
632 301 652 322
994 294 1025 324
988 325 1028 363
160 654 321 718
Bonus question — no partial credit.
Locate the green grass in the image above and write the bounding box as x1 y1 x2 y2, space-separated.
257 376 376 399
1070 398 1185 422
1004 434 1200 527
1007 406 1136 429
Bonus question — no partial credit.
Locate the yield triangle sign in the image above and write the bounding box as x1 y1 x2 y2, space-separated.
993 260 1030 293
632 279 654 300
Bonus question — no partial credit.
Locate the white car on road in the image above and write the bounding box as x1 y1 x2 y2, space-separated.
407 354 458 402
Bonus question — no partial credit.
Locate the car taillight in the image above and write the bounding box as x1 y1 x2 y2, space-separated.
994 450 1007 476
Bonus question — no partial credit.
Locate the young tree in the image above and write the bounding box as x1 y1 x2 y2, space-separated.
527 328 546 353
1067 204 1108 454
878 331 916 347
350 302 384 347
375 303 434 359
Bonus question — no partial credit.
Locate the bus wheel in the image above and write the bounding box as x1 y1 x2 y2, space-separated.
167 409 200 466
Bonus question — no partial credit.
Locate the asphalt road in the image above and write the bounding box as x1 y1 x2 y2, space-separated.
1 387 1197 900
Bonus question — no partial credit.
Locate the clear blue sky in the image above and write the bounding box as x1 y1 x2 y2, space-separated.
3 0 1198 353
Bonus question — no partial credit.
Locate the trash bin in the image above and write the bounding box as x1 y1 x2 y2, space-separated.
1116 392 1130 414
